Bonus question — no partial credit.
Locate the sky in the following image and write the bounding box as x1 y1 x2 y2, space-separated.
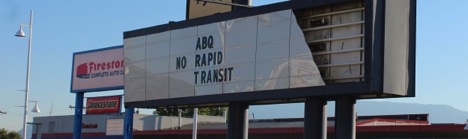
0 0 467 131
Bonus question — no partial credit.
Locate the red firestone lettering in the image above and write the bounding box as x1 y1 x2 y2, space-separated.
86 60 124 74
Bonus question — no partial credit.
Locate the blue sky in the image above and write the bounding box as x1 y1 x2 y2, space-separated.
1 0 467 131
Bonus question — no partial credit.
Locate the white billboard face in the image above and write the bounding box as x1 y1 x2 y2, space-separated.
124 10 326 102
71 46 124 93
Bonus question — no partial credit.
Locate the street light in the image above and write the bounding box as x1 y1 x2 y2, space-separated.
30 100 41 113
14 10 33 139
15 100 41 113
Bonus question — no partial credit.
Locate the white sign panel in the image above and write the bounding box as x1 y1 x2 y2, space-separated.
71 46 124 93
106 119 124 135
124 10 326 102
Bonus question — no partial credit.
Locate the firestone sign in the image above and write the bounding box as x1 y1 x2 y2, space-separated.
71 46 124 93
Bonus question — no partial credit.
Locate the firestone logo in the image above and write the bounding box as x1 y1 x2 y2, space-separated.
76 60 124 79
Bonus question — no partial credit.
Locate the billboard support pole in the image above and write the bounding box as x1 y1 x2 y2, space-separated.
243 108 249 139
304 98 327 139
335 97 356 139
192 108 198 139
73 92 84 139
124 107 134 139
227 102 249 139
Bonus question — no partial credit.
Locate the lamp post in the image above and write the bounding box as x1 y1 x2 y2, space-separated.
14 10 33 139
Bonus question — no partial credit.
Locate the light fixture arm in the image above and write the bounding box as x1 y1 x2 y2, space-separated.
195 0 253 8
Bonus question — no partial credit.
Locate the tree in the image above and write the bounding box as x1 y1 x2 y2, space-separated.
153 107 226 118
0 129 6 139
198 107 225 116
0 128 21 139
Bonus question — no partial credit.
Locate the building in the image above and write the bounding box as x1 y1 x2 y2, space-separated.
31 114 225 139
32 114 468 139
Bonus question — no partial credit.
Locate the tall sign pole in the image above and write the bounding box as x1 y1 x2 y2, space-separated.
73 92 84 139
124 108 135 139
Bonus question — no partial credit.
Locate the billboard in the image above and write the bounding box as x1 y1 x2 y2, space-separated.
123 0 416 107
86 95 122 114
71 46 124 93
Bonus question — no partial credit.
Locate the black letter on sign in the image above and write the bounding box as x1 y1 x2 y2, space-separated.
217 51 223 65
176 56 187 70
195 54 201 67
202 37 207 49
227 67 234 81
196 38 201 50
208 35 214 49
194 71 199 84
